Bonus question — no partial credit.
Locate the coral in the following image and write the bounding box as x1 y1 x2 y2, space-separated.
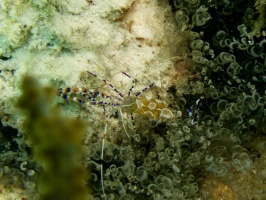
168 0 266 198
0 0 58 57
0 0 265 199
16 76 89 200
0 0 184 129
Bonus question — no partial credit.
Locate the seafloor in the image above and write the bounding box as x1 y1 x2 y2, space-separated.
0 0 265 199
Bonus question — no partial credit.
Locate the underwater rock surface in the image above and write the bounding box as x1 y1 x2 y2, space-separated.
0 0 265 199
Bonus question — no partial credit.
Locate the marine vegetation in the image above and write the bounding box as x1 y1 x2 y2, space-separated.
0 0 265 199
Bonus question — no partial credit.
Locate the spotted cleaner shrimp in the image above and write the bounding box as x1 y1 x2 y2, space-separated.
58 70 179 199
